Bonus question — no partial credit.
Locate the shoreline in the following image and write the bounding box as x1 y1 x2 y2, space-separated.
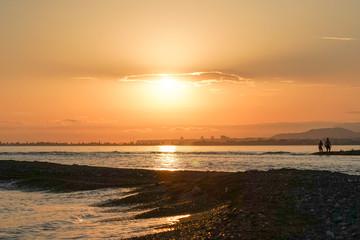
1 160 360 239
312 149 360 155
1 143 360 147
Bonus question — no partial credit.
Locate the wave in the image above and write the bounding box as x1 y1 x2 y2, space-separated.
0 151 308 156
261 151 293 155
0 151 83 156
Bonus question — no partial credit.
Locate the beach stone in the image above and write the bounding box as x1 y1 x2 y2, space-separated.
191 186 202 196
347 205 358 224
332 204 343 224
326 230 335 238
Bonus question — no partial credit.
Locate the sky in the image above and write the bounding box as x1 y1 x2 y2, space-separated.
1 0 360 142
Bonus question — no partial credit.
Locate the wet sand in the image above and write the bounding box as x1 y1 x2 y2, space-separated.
1 160 360 239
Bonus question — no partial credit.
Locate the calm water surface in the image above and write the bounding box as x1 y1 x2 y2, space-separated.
1 145 360 174
1 145 360 239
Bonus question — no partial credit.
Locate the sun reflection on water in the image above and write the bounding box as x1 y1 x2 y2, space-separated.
157 146 179 170
158 146 177 153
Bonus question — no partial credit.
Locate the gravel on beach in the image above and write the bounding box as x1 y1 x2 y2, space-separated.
1 160 360 239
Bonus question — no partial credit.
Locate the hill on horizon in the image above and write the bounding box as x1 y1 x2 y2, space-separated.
271 127 360 140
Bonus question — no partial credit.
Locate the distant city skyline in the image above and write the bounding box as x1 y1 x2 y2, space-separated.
1 121 360 143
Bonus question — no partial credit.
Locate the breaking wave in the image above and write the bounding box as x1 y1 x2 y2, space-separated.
0 151 308 156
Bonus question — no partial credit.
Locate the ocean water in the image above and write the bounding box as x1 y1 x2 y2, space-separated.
0 182 189 239
1 145 360 174
1 145 360 239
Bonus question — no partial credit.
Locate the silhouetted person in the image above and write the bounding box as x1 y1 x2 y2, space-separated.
318 140 324 152
325 138 331 152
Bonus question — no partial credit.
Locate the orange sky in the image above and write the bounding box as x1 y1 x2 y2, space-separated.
1 0 360 142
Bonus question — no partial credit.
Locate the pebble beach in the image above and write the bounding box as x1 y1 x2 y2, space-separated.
2 160 360 239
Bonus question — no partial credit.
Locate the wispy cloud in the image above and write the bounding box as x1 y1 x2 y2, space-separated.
118 71 250 86
344 85 360 90
63 119 82 124
0 120 22 124
209 88 226 94
320 36 357 41
347 111 360 114
165 126 218 132
296 83 341 88
280 80 295 84
51 117 118 126
122 128 153 133
9 112 33 116
296 84 360 89
265 88 282 92
72 76 99 81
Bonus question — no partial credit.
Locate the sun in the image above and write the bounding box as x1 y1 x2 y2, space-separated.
142 75 189 108
157 77 178 92
152 76 186 98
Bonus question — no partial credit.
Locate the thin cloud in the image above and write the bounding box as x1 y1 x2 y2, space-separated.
122 128 153 133
51 118 86 125
9 112 33 116
273 77 295 84
344 85 360 90
265 88 282 92
72 76 99 81
63 119 80 123
297 83 341 87
52 118 118 126
280 80 295 84
209 88 226 94
167 126 218 132
298 84 360 89
118 71 250 86
347 111 360 114
320 36 357 41
0 120 23 125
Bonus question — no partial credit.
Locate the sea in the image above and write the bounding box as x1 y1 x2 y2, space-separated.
1 145 360 239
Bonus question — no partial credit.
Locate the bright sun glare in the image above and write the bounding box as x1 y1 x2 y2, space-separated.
157 77 178 92
145 75 188 107
158 145 177 153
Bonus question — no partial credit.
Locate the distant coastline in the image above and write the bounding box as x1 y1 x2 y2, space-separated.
0 142 124 146
3 127 360 146
1 138 360 146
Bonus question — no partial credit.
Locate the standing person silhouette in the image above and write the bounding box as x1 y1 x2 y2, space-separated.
318 140 324 152
325 138 331 152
